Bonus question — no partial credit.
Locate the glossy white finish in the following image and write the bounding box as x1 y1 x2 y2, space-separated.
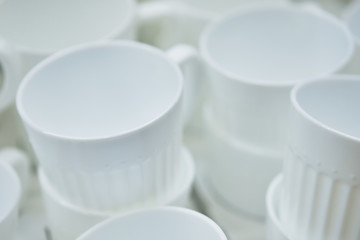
281 75 360 240
195 165 266 240
0 161 21 240
0 0 135 164
39 148 195 240
17 41 183 211
200 5 354 152
0 0 135 74
204 106 282 217
266 175 289 240
0 148 30 203
77 207 227 240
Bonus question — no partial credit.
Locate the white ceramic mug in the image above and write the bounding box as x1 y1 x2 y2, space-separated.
281 75 360 240
0 0 151 166
0 0 136 111
199 4 353 152
0 0 137 73
40 147 195 240
76 207 227 240
0 161 21 240
0 0 201 157
17 41 188 211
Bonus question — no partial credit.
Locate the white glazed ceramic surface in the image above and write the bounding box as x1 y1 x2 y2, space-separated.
195 167 266 240
200 5 354 152
0 161 21 240
0 0 136 74
0 148 30 203
266 175 289 240
0 0 135 165
17 41 183 211
39 147 195 240
203 106 282 217
77 207 227 240
281 75 360 240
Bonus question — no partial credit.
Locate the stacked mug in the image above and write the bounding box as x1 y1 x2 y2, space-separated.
195 2 355 236
0 0 205 164
15 41 197 240
266 75 360 240
0 0 137 163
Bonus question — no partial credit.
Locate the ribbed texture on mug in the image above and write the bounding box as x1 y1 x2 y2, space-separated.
41 141 181 211
281 148 360 240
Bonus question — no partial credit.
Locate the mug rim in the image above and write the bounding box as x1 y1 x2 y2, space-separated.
77 206 227 240
16 40 183 142
9 0 136 56
291 74 360 143
265 174 290 239
0 161 21 224
199 5 354 87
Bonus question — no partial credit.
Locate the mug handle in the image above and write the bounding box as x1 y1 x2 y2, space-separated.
166 44 203 124
0 38 21 112
0 147 30 198
138 2 209 125
138 1 214 48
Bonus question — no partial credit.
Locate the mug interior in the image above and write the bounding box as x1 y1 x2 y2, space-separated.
0 0 133 53
201 7 352 84
17 42 182 139
0 163 20 222
78 208 226 240
294 77 360 140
